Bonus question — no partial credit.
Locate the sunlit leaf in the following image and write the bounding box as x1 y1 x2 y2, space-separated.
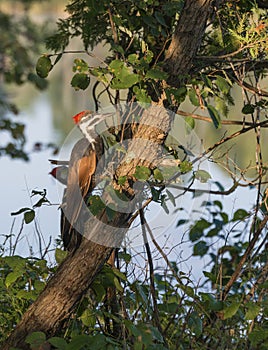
189 88 200 106
71 73 90 90
55 248 68 264
223 301 241 319
80 309 96 328
134 166 151 181
36 56 52 78
215 75 231 94
133 86 152 104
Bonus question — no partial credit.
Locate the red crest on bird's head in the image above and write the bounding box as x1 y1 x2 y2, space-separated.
72 110 93 124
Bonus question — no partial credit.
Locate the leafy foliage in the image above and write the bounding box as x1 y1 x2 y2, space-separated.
0 255 52 342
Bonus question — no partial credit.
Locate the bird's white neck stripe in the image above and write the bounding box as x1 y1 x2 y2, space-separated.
78 113 111 147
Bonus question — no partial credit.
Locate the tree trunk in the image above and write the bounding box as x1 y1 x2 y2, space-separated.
165 0 218 85
2 1 218 349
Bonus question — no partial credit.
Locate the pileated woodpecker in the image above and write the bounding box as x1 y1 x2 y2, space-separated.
60 136 97 252
59 110 111 252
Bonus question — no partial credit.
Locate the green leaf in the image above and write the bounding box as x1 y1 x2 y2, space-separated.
25 332 46 346
109 59 124 70
88 195 106 216
111 73 140 89
145 68 168 80
118 252 131 263
179 160 192 173
161 196 169 214
189 219 211 241
134 283 149 306
248 329 268 345
166 189 176 206
36 56 52 78
242 104 255 114
48 337 68 350
166 86 187 104
220 212 229 224
245 302 261 320
206 227 220 237
17 290 36 300
215 75 231 94
114 276 123 292
4 255 26 269
154 11 167 26
158 165 178 179
55 248 68 264
134 166 151 181
185 116 195 131
133 86 152 104
207 104 221 128
203 271 216 283
189 88 200 106
176 219 188 227
232 209 249 221
214 200 223 210
188 311 202 337
5 271 22 287
193 241 208 256
73 58 88 73
143 50 154 63
223 301 241 319
151 187 161 202
80 309 96 327
110 60 140 89
24 210 35 224
128 53 139 64
71 73 90 90
153 168 164 181
11 207 31 216
66 335 90 350
195 169 211 183
112 267 127 281
201 74 213 89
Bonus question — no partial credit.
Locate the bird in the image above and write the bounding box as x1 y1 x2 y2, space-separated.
59 110 112 252
60 136 97 252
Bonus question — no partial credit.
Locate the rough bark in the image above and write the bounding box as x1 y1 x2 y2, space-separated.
2 1 218 349
165 0 219 84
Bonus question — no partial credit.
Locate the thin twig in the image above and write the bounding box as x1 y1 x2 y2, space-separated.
139 208 165 341
223 214 268 300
